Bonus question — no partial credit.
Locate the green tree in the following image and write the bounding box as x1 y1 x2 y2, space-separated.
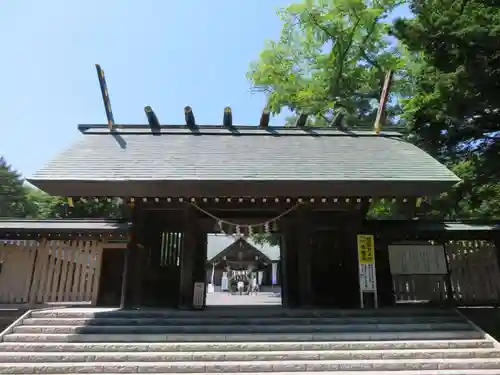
251 233 281 247
392 0 500 218
420 160 500 219
0 157 33 217
248 0 406 128
25 190 122 219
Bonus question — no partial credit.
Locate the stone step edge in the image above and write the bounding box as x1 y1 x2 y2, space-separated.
31 308 457 313
22 317 467 324
0 347 497 359
0 339 492 350
29 312 461 318
14 324 473 332
18 322 472 327
25 312 464 321
1 357 500 365
28 315 462 321
3 332 484 342
3 357 500 368
3 331 484 338
11 371 500 375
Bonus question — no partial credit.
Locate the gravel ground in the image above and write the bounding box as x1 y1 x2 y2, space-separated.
206 292 282 306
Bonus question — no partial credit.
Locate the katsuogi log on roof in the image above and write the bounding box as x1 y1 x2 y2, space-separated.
28 125 459 198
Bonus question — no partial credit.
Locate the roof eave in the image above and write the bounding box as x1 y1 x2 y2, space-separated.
27 179 460 199
0 219 130 240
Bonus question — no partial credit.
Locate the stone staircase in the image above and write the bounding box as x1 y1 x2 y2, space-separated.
0 307 500 374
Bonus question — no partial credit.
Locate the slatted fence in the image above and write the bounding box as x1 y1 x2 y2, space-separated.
391 240 500 304
0 240 103 305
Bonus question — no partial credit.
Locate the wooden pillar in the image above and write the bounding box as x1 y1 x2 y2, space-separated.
373 235 395 307
178 207 197 308
280 233 290 307
494 235 500 304
281 219 299 307
132 244 146 307
148 214 162 268
193 230 208 308
130 209 147 308
297 209 312 306
340 217 362 308
120 244 130 309
122 206 139 309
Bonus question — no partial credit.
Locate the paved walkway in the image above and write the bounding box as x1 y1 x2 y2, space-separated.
206 292 282 306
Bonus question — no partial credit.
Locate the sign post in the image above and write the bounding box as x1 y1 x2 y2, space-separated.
271 263 277 285
357 234 377 308
193 282 205 309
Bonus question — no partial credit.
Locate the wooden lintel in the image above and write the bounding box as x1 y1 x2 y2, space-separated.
135 199 363 212
0 232 126 241
103 243 127 249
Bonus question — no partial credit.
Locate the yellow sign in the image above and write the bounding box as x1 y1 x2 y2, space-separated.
357 234 375 264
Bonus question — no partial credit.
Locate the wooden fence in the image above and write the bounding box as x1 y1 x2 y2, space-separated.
392 240 500 304
0 240 103 305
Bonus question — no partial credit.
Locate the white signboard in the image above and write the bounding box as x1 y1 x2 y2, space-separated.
271 263 278 285
258 271 264 285
359 263 377 292
221 273 228 291
193 282 205 308
388 245 447 275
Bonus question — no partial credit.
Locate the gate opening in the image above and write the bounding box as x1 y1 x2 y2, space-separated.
205 233 282 306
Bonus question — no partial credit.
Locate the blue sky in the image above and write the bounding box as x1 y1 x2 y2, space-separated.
0 0 410 178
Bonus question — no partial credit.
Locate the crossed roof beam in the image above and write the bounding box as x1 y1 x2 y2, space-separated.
95 64 393 134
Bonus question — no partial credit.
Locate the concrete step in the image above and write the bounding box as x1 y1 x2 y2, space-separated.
2 330 484 342
12 322 474 334
2 358 500 373
22 315 466 326
29 308 460 319
10 372 500 375
0 348 499 362
5 309 492 374
0 339 492 352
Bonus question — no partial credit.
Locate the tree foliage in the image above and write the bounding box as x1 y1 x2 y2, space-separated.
24 187 122 219
247 0 499 245
251 233 281 247
392 0 500 218
0 157 35 218
0 157 121 220
248 0 407 128
392 0 500 174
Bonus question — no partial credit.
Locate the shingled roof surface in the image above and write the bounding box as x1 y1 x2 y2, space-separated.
29 125 460 197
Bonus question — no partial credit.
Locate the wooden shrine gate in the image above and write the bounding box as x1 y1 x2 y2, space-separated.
389 240 500 305
0 240 103 305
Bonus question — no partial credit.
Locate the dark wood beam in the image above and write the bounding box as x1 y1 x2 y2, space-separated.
144 106 161 134
95 64 115 130
259 108 270 128
223 107 233 127
184 106 196 127
374 70 394 135
295 113 308 127
134 197 365 212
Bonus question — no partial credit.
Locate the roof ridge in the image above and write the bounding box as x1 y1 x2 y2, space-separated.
77 124 404 137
